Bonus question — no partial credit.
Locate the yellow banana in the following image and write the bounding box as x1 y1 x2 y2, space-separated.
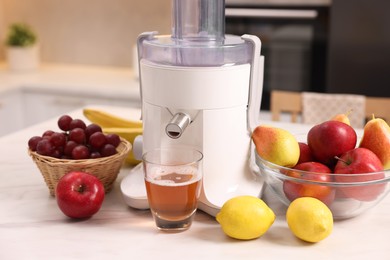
103 127 143 165
83 108 143 128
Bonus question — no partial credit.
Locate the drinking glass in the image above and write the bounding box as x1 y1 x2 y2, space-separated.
142 147 203 231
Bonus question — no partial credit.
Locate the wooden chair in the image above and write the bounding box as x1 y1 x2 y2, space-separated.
301 92 366 128
270 90 302 123
270 90 390 127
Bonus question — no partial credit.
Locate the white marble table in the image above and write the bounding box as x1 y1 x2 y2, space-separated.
0 106 388 260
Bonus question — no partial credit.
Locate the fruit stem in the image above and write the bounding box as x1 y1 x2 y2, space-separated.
345 109 353 117
334 156 350 165
74 184 85 193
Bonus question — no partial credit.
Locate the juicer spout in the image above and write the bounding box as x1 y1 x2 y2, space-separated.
165 112 191 139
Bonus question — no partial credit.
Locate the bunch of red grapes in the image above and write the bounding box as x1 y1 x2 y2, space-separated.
28 115 121 160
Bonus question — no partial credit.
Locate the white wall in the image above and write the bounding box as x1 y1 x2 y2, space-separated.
0 0 172 67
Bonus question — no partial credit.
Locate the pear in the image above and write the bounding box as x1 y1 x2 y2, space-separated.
359 116 390 169
331 110 352 125
252 125 300 167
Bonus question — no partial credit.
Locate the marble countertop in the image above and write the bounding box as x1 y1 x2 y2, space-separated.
1 106 389 260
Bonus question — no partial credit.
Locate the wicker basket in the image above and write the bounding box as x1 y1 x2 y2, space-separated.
28 138 132 196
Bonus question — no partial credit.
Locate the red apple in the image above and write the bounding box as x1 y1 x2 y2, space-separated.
56 171 105 219
297 142 314 164
283 162 335 206
334 147 386 201
308 120 357 167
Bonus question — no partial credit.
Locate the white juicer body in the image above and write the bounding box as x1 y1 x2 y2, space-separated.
139 57 263 216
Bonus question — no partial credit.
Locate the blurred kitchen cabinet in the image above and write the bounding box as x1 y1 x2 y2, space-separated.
0 89 24 136
327 0 390 97
22 90 140 127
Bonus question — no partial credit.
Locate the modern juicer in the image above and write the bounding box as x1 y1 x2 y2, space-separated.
121 0 265 216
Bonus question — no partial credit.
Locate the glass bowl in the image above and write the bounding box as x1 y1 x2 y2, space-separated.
255 152 390 219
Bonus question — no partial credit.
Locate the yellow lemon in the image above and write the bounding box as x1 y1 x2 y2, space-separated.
216 195 275 240
286 197 333 243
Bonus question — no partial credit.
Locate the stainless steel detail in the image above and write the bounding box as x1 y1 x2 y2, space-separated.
165 112 191 139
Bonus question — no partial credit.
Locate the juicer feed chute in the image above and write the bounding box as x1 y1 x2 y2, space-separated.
121 0 265 216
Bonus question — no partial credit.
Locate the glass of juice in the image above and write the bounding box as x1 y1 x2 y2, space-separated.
142 147 203 231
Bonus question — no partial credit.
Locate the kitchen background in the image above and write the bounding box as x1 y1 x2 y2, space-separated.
0 0 389 135
0 0 172 66
225 0 390 109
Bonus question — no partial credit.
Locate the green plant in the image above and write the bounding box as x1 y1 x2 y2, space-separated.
6 23 37 47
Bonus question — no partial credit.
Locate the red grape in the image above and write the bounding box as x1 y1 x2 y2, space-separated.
72 145 90 159
85 124 102 139
51 149 62 159
106 133 121 147
69 119 87 130
90 151 102 159
42 130 55 138
28 136 43 151
89 132 107 149
50 132 66 147
64 140 78 156
58 115 73 131
68 128 86 144
100 144 117 157
36 139 55 156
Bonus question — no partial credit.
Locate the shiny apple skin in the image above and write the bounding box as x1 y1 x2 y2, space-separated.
56 171 105 219
334 148 386 201
297 142 314 164
283 162 335 206
308 121 357 167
